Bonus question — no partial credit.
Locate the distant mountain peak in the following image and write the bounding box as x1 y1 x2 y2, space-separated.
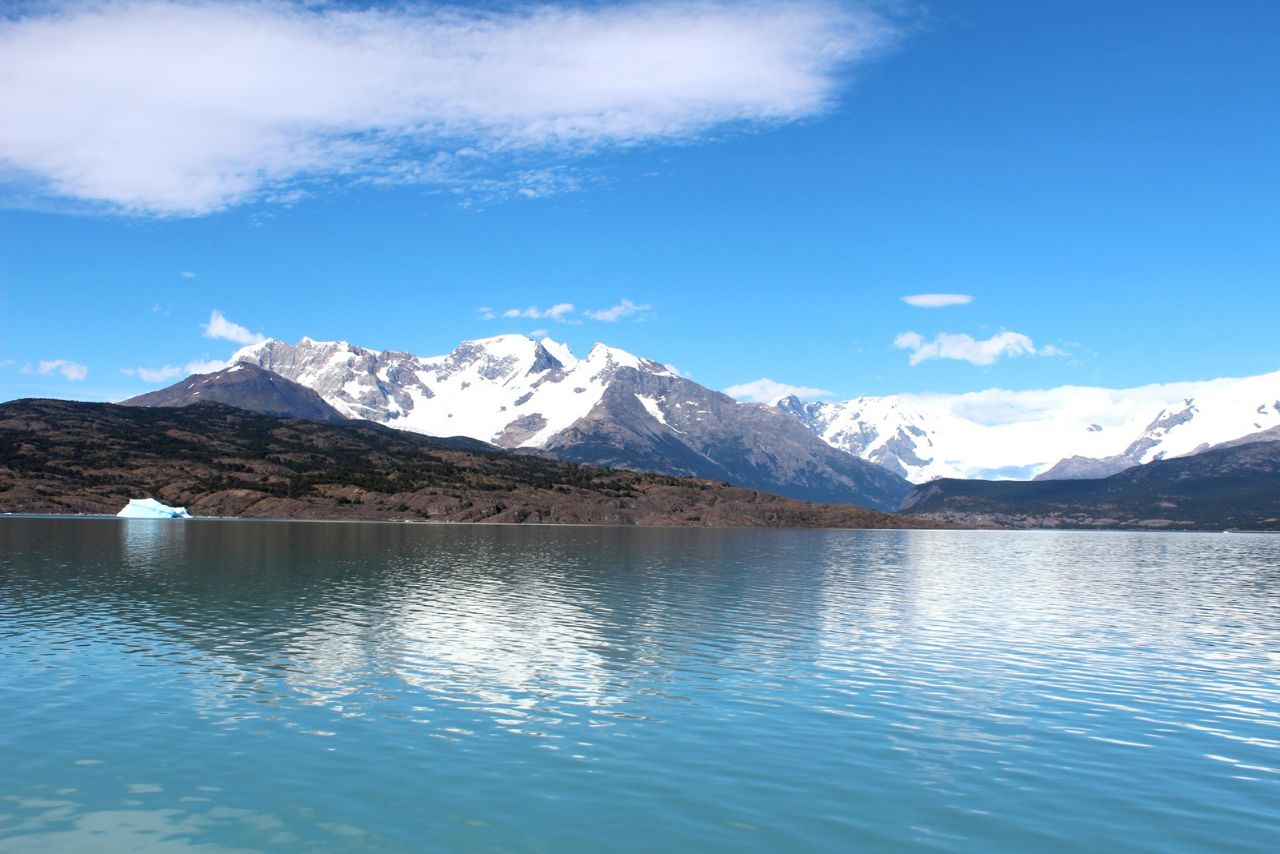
121 363 346 423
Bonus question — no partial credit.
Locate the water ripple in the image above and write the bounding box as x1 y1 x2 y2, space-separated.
2 520 1279 851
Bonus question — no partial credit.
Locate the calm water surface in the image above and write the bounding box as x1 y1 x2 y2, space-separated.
2 518 1279 851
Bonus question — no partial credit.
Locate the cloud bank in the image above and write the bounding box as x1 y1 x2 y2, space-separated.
894 330 1066 366
0 1 895 215
725 377 835 403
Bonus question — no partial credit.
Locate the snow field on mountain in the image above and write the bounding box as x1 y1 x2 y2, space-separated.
232 333 1279 484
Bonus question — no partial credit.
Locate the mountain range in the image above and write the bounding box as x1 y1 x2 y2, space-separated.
8 327 1276 529
777 371 1280 482
218 334 1279 489
225 335 912 511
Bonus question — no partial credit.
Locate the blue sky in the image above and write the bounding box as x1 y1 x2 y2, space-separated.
1 0 1277 404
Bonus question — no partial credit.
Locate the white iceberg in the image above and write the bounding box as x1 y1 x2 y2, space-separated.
116 498 192 519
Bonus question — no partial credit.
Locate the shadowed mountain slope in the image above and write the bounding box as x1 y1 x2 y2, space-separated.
123 364 346 423
898 440 1280 530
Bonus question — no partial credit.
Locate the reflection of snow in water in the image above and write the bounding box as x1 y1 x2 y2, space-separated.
119 517 189 569
391 577 611 711
813 530 1280 794
280 570 614 728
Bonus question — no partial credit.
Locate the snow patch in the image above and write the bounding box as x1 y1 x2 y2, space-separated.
635 394 670 427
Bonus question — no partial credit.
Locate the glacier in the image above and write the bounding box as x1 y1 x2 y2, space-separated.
780 370 1280 482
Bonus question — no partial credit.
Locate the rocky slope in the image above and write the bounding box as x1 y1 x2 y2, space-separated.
546 367 909 507
122 364 346 423
0 399 940 529
230 335 910 510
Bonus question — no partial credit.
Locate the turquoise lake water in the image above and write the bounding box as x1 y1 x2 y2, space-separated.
2 518 1279 851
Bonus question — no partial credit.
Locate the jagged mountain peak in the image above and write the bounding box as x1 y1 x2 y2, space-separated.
229 332 909 510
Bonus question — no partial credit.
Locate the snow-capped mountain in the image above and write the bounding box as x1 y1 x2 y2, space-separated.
230 334 667 449
229 335 911 510
779 371 1280 483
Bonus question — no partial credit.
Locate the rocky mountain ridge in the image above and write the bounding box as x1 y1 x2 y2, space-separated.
230 335 911 511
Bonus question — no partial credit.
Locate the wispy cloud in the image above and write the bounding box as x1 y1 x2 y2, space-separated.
724 377 834 403
0 358 13 369
22 359 88 381
179 271 196 279
502 303 576 322
483 298 652 324
0 1 896 215
122 358 227 384
202 310 265 345
894 330 1066 366
901 293 973 308
584 299 652 322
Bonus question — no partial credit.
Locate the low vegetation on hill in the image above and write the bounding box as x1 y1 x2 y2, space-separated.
0 399 941 529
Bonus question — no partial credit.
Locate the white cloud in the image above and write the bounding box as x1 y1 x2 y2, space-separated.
583 298 652 322
0 1 896 215
724 377 835 403
0 358 13 369
185 359 228 375
179 271 196 279
122 358 229 384
894 330 1067 366
121 365 182 383
501 303 576 322
202 310 265 345
528 328 549 338
901 293 973 308
664 363 689 378
22 359 88 381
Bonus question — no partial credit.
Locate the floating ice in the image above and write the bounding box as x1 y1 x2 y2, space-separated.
116 498 192 519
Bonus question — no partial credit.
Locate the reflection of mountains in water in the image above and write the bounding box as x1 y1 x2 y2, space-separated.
56 520 831 733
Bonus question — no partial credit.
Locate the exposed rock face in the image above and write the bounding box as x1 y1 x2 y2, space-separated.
545 369 911 510
122 364 346 423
